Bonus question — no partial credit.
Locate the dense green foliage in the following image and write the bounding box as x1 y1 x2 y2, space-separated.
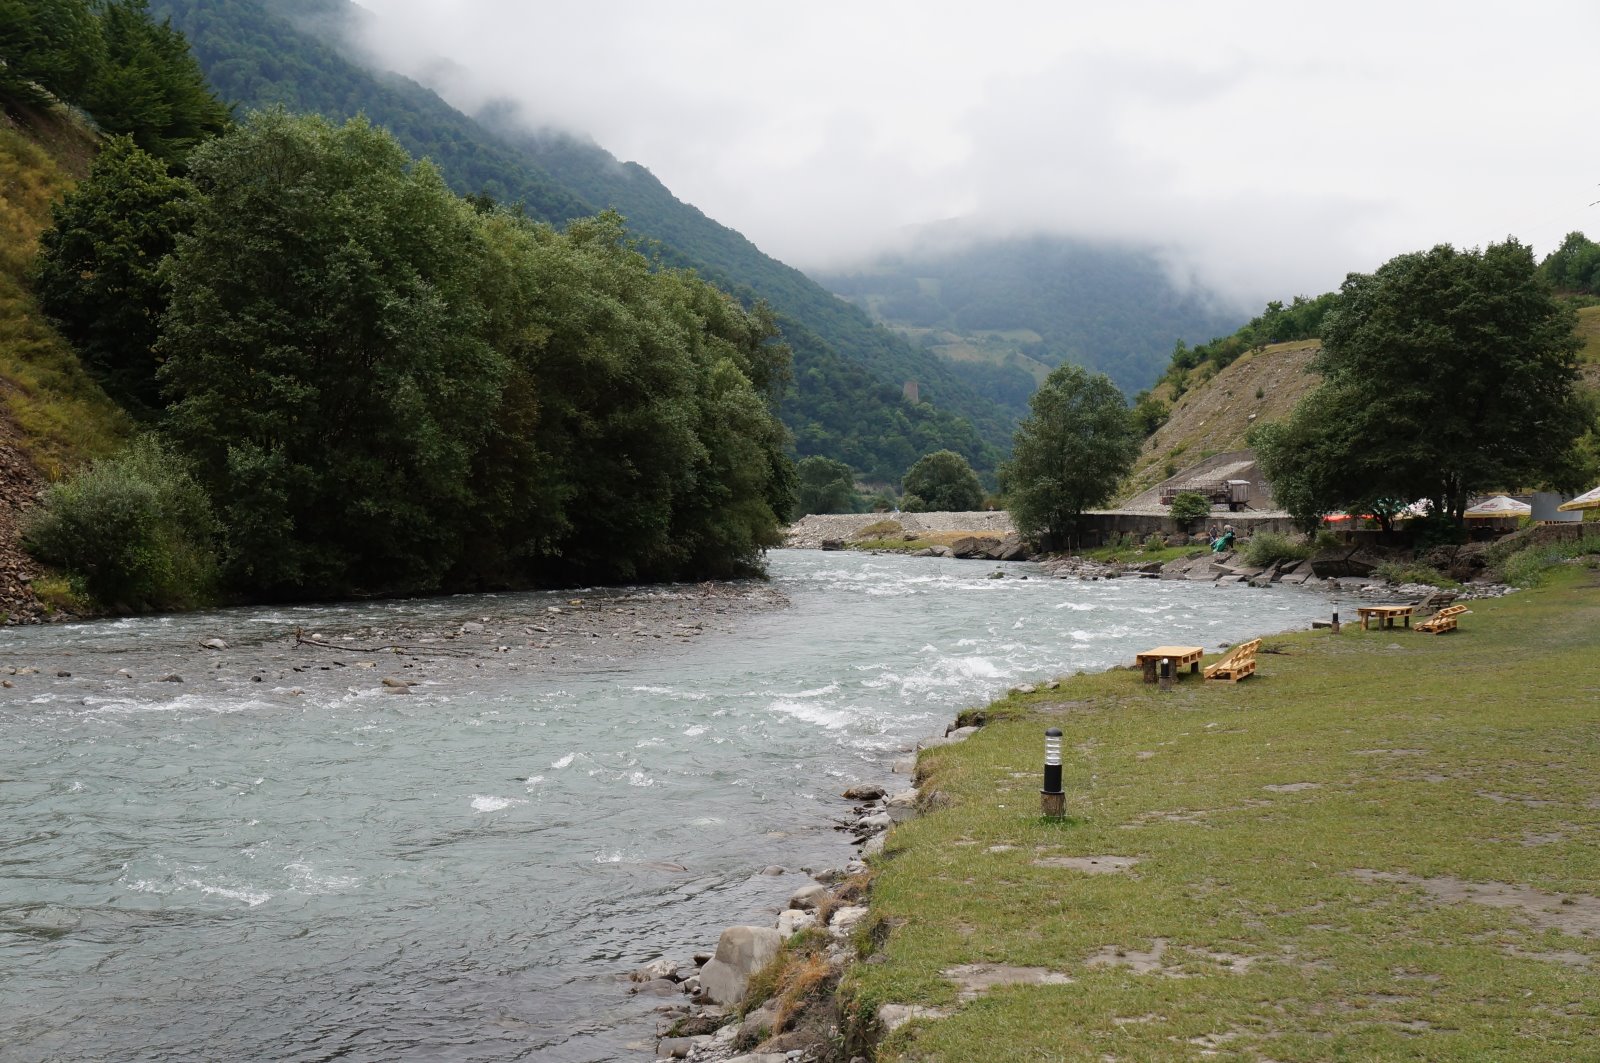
0 0 229 166
1001 364 1141 550
0 0 104 106
1241 531 1312 568
151 0 1010 478
1254 240 1588 528
23 434 216 610
1538 231 1600 296
901 450 984 512
143 111 792 598
793 456 861 516
33 136 192 412
1167 490 1211 530
158 110 499 596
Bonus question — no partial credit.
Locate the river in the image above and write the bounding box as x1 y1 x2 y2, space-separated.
0 550 1331 1062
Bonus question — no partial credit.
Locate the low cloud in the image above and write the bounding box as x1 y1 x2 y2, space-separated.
355 0 1600 309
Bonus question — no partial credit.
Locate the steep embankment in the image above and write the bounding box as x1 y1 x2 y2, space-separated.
1119 338 1320 501
0 104 132 620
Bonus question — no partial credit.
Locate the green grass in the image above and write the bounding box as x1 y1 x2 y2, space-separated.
845 566 1600 1060
1576 305 1600 364
0 118 131 477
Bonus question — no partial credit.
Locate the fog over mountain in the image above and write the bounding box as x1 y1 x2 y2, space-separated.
348 0 1600 308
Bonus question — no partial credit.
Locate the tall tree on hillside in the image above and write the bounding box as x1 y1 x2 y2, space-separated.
1256 240 1586 524
158 109 501 596
80 0 229 166
34 136 194 413
0 0 103 107
1002 363 1140 551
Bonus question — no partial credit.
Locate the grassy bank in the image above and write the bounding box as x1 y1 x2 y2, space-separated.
846 564 1600 1060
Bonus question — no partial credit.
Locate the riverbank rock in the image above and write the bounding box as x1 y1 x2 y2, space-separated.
698 926 783 1005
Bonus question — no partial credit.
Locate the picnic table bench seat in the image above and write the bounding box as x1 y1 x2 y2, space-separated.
1204 638 1261 683
1415 604 1470 634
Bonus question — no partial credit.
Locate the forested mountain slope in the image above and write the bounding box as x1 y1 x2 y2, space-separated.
153 0 1013 479
816 233 1245 416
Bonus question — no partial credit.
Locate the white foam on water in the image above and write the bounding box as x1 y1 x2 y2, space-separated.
1056 601 1097 611
626 772 654 787
284 862 360 893
471 794 526 813
174 874 271 907
551 752 577 769
523 775 545 788
768 698 851 730
682 725 706 737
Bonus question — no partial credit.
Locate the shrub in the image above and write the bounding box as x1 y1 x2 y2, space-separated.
1492 532 1600 587
1168 491 1212 531
857 519 903 539
23 436 219 611
1243 532 1313 568
1373 560 1460 588
1143 533 1166 551
1313 529 1344 552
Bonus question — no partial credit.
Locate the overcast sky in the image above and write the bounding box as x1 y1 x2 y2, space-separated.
354 1 1600 309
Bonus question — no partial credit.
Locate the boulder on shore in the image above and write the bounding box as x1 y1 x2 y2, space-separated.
698 926 783 1005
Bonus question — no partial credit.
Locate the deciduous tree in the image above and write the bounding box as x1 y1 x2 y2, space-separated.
1001 364 1140 550
1257 240 1586 525
901 449 983 512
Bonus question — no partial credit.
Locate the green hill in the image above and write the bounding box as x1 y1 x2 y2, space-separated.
152 0 1013 480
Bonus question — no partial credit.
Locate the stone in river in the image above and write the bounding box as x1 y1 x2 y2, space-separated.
631 958 680 983
158 674 182 683
787 883 828 910
842 784 886 801
199 638 228 651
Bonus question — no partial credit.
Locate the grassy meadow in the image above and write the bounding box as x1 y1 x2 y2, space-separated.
0 115 130 478
845 564 1600 1061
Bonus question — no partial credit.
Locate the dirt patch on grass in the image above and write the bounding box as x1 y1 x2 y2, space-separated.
1086 938 1174 975
1032 854 1140 875
1351 870 1600 936
1263 782 1321 793
941 964 1074 1001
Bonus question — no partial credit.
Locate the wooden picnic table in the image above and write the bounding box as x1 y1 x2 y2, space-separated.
1357 604 1415 631
1135 645 1205 683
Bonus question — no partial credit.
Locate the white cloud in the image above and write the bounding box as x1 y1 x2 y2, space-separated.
354 0 1600 307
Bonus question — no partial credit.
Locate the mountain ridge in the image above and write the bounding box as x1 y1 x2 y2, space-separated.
153 0 1014 480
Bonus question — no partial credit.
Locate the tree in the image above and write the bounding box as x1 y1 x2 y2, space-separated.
0 0 103 108
1259 240 1586 525
1538 231 1600 295
793 455 860 516
901 449 983 512
1168 491 1211 532
1001 363 1141 551
158 110 501 597
78 0 230 167
33 136 194 413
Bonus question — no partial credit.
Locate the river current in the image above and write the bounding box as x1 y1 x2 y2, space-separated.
0 550 1331 1062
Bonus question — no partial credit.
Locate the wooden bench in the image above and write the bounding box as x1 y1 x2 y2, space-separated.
1415 604 1469 634
1204 638 1261 683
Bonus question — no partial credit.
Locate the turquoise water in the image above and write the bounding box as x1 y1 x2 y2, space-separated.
0 551 1330 1061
